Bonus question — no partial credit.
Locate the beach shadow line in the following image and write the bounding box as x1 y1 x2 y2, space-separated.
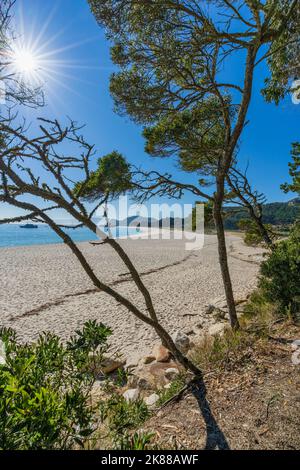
10 252 197 321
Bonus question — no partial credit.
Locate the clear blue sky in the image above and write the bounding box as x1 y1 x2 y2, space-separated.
1 0 299 220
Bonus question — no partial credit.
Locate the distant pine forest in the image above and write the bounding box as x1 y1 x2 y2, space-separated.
224 198 300 230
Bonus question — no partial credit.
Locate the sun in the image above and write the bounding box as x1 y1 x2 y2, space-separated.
10 44 42 84
13 48 38 74
5 2 100 110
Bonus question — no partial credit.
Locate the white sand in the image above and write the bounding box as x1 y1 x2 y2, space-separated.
0 233 261 363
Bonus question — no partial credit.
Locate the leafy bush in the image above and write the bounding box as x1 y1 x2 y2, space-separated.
242 289 278 322
157 374 186 406
259 223 300 316
0 321 112 450
238 218 273 246
117 431 155 450
190 327 256 374
100 393 149 449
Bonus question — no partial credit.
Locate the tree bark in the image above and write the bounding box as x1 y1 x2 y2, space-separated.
212 45 258 330
152 322 203 377
258 224 274 249
248 207 274 249
213 198 240 330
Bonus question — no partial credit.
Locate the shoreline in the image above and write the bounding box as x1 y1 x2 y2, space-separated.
0 226 199 249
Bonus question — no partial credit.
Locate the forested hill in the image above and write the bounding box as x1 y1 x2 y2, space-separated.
116 199 299 230
224 198 300 230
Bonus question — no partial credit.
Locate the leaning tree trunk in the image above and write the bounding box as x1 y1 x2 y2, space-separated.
249 209 274 249
152 321 202 377
213 198 240 330
256 219 274 249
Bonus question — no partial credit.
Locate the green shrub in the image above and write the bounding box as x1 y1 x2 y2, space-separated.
259 223 300 316
242 289 278 321
238 218 273 246
100 393 150 449
190 327 256 373
0 320 112 450
103 395 149 434
157 374 186 406
117 431 155 450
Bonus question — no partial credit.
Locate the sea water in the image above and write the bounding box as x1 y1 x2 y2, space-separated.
0 224 135 248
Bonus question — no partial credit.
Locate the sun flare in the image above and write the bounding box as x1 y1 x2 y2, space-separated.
9 42 44 87
5 2 100 110
12 47 38 74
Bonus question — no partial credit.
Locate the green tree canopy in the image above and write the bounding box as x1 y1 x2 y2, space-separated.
143 96 233 177
90 0 300 121
281 142 300 195
74 151 132 201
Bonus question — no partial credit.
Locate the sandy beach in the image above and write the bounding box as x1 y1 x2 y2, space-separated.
0 233 263 363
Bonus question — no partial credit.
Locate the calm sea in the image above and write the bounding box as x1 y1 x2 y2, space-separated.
0 224 134 248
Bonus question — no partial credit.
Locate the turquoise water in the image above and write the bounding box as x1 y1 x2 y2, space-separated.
0 224 133 248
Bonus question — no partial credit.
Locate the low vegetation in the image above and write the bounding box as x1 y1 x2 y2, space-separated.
0 320 112 450
142 302 300 450
157 374 187 407
140 227 300 448
99 392 150 449
237 218 275 247
259 222 300 317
